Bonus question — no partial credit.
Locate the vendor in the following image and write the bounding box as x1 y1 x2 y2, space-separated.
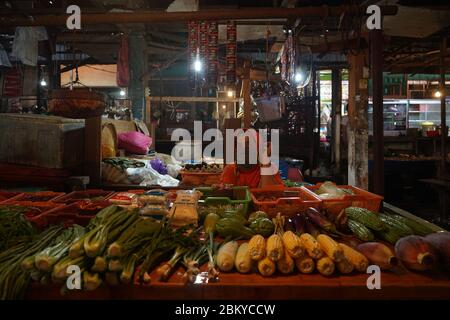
221 130 284 188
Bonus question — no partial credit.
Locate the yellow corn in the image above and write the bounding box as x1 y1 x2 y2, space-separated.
316 234 345 262
266 234 284 262
276 248 295 274
295 252 315 274
317 256 335 276
338 243 369 273
217 241 238 272
257 256 276 277
336 258 354 274
282 231 303 258
299 233 324 259
235 243 253 274
248 235 266 261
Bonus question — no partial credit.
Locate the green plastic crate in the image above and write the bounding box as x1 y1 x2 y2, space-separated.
194 186 251 217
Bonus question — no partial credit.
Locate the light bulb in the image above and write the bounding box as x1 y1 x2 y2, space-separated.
193 59 202 72
227 90 234 98
40 79 47 87
434 91 442 98
119 89 126 96
294 72 303 83
222 105 226 110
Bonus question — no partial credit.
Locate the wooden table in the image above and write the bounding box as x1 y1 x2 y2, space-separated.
25 268 450 300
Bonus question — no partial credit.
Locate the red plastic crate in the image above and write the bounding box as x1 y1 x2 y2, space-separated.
180 171 222 186
0 191 23 203
0 201 65 229
54 189 114 204
42 202 102 227
250 186 322 217
3 191 66 203
305 184 383 215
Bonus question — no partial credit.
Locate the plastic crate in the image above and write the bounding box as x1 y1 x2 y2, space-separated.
41 201 104 227
305 184 383 215
0 191 22 203
250 186 322 217
180 171 222 187
194 186 251 216
3 191 66 203
0 201 65 229
54 189 114 204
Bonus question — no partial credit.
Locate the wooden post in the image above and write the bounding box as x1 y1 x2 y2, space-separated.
440 36 447 179
347 51 369 189
331 68 342 173
242 61 252 129
371 29 384 196
129 32 146 120
84 116 102 186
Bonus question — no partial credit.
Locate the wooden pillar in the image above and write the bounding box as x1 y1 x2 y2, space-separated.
347 51 369 189
84 116 102 186
440 36 448 179
371 29 384 196
242 61 252 129
331 68 342 173
129 32 146 120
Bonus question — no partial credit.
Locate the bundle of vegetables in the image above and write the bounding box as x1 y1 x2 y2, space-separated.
0 225 64 299
103 157 145 171
23 225 85 273
0 206 37 251
314 181 354 199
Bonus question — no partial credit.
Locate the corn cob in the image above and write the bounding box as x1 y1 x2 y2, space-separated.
347 219 375 242
282 231 303 258
336 258 354 274
295 252 315 274
266 234 284 262
257 256 276 276
344 207 385 231
299 233 324 259
317 257 335 276
276 248 295 274
235 243 253 274
379 214 414 237
217 241 238 272
248 235 266 261
316 234 345 262
338 243 369 272
389 214 435 236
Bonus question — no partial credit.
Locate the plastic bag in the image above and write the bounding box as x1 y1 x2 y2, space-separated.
150 158 168 175
118 131 152 155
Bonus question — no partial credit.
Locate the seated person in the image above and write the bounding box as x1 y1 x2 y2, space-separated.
221 130 284 188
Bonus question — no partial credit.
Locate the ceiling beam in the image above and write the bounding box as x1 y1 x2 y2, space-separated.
0 6 399 27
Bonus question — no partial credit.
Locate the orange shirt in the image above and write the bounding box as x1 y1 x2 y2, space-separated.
221 164 284 188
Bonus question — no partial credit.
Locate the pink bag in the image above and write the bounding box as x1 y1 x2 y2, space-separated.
118 131 152 155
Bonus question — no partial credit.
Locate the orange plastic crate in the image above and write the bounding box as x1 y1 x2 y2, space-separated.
0 191 22 203
0 201 65 229
54 189 114 204
305 184 383 215
180 171 222 187
250 186 322 217
3 191 65 203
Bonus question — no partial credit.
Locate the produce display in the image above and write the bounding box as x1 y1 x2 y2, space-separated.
183 163 222 173
0 184 448 300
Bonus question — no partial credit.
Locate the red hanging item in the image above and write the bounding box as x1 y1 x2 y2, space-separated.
116 36 130 87
207 21 218 87
226 21 237 85
188 20 199 88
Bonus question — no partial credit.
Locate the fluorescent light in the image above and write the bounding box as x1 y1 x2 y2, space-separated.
193 58 202 72
40 79 47 87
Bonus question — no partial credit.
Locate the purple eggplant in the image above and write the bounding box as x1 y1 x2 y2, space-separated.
293 213 306 235
305 217 321 238
284 217 296 232
305 207 343 235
